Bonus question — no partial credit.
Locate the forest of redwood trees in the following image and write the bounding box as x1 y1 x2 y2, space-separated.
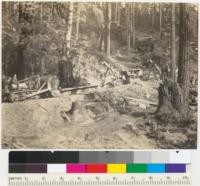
2 2 198 120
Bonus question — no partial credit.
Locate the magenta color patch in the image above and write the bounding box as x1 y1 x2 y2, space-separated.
66 164 86 173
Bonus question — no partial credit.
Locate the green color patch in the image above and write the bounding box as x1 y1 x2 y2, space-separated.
126 164 147 173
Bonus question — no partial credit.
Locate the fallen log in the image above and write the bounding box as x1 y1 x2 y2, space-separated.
60 111 71 122
35 103 49 112
24 88 51 100
102 61 117 75
11 89 37 94
38 81 47 91
148 59 162 75
61 85 98 93
124 96 158 106
18 75 38 83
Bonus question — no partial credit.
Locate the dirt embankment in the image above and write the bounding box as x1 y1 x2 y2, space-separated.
2 78 160 149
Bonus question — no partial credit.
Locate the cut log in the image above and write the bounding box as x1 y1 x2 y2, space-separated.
124 96 158 106
61 85 98 93
18 82 28 89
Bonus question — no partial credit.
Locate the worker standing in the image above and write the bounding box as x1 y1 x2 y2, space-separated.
3 76 12 102
11 74 19 90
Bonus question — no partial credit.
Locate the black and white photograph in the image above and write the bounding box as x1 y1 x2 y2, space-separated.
1 1 198 149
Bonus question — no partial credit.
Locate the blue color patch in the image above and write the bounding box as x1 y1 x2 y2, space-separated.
147 164 166 173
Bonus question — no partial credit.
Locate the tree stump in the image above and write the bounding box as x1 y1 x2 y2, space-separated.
58 57 75 88
156 79 188 123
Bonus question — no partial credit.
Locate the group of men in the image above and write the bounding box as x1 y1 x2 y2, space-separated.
2 74 19 102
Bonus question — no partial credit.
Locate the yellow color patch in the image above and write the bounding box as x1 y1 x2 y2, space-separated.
107 164 126 173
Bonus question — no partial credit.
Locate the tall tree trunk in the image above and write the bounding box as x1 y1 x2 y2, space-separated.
127 4 131 53
16 45 25 80
51 2 54 16
40 3 43 21
159 3 162 38
132 3 136 51
16 3 25 80
115 3 118 22
31 59 34 76
105 2 111 57
171 3 176 81
18 3 23 23
151 3 155 31
41 58 45 75
66 2 73 54
10 2 14 17
99 28 104 51
3 2 9 15
75 3 80 43
177 3 190 118
59 2 74 88
103 3 107 53
130 4 133 41
117 3 121 26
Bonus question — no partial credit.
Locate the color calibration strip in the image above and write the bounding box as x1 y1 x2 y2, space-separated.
9 151 191 164
9 163 187 173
